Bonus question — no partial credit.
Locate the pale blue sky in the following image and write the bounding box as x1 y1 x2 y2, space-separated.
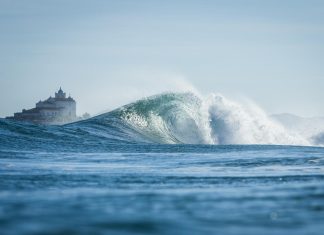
1 0 323 117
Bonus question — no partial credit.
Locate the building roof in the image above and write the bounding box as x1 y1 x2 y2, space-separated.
22 108 39 114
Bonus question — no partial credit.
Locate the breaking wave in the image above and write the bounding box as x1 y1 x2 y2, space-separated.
109 92 308 145
0 92 317 149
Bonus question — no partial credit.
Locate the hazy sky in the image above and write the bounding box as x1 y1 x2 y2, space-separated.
1 0 323 117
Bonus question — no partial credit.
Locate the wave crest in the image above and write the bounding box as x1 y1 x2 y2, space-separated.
115 92 308 145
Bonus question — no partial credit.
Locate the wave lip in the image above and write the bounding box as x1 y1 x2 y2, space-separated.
118 92 213 144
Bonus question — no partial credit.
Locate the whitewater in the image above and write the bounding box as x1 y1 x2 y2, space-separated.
1 92 324 235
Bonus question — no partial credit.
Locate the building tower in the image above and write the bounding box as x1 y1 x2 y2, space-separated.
55 87 66 99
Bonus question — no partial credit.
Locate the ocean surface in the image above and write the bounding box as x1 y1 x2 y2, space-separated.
1 93 324 235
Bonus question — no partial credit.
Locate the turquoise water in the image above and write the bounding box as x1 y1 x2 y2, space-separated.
1 93 324 235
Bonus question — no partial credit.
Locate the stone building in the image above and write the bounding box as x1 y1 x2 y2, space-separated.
6 88 77 125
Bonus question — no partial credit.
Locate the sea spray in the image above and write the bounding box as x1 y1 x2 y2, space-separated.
205 94 308 145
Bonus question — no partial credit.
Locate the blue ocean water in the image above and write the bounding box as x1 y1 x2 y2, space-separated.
1 93 324 235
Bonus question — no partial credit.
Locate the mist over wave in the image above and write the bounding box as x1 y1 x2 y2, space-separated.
272 113 324 146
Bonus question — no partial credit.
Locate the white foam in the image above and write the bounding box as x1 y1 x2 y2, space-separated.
205 93 309 145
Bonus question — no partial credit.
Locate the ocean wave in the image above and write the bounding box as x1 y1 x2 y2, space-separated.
113 92 308 145
0 92 317 148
